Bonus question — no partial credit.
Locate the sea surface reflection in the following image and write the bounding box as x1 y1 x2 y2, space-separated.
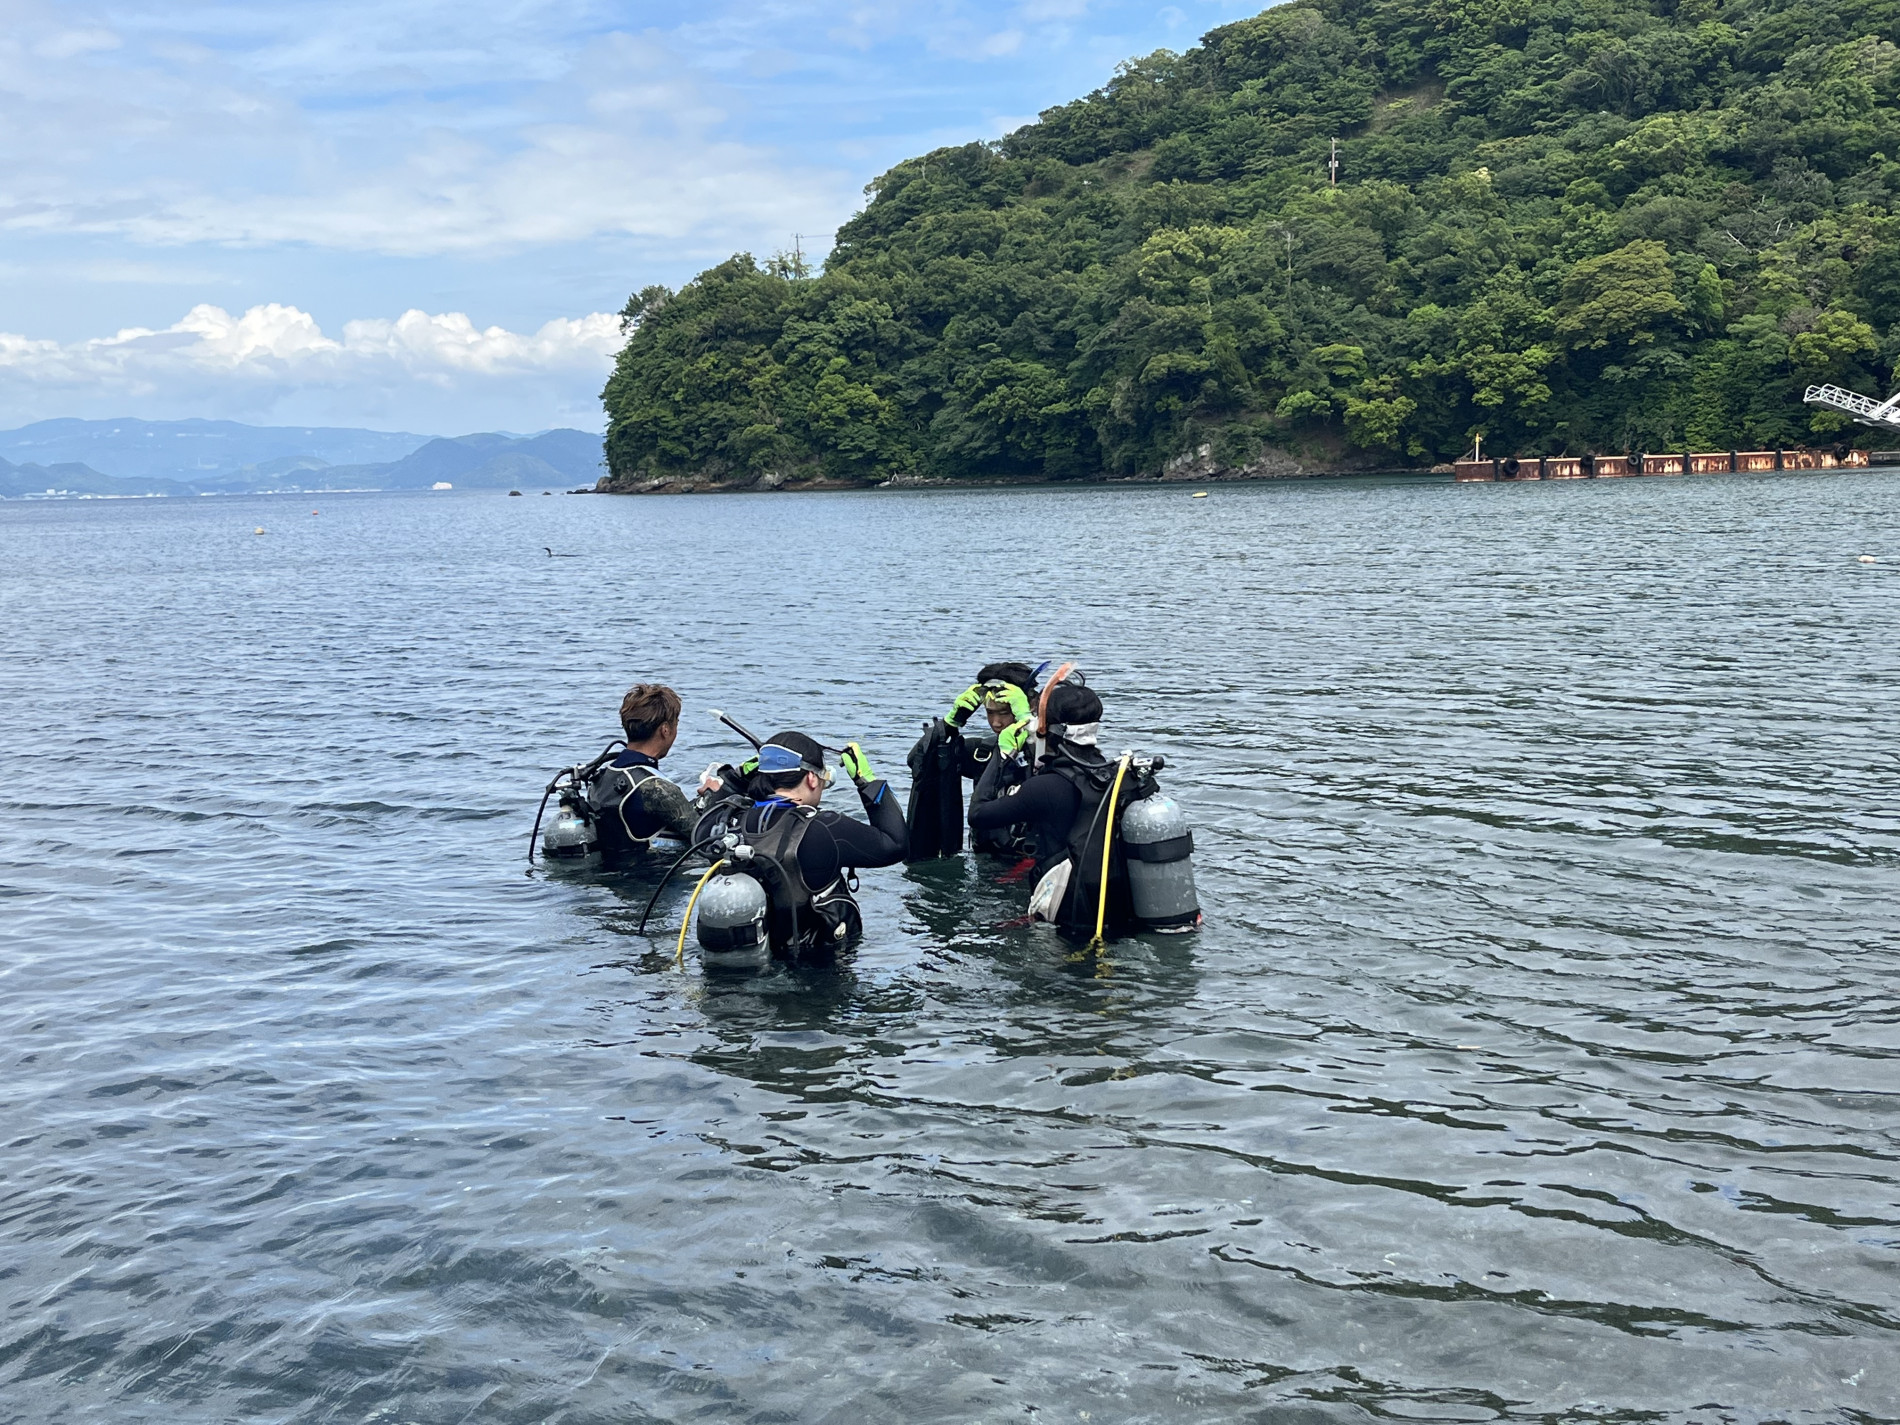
2 474 1897 1423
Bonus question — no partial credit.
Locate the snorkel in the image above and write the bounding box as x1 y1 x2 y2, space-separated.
1032 661 1084 766
708 709 845 762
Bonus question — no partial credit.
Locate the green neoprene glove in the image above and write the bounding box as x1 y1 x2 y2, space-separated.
992 682 1032 723
840 742 876 784
945 684 984 728
997 718 1032 756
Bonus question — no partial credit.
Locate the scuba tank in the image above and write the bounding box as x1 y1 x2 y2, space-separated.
531 741 695 867
682 805 862 963
1118 793 1201 933
694 865 770 971
541 792 600 863
1040 751 1202 938
528 742 624 867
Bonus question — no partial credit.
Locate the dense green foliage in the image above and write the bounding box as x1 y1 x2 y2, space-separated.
603 0 1900 482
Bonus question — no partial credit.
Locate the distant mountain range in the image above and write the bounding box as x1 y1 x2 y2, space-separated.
0 418 606 498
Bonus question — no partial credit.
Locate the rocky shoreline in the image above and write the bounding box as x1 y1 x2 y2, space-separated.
594 442 1426 495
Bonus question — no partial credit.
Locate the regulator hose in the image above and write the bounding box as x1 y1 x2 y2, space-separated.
525 741 624 867
1088 753 1133 950
636 835 724 934
578 740 628 778
676 859 728 968
526 772 573 866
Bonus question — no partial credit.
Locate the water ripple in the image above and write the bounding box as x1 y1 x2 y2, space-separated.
1 476 1896 1422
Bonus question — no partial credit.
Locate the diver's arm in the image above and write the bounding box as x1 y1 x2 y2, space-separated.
823 778 908 868
968 744 1014 810
861 777 910 863
637 775 699 844
968 773 1070 832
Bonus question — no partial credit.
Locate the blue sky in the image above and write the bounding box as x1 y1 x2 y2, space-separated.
0 0 1263 433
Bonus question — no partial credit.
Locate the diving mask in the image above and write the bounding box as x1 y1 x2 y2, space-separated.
980 679 1018 709
756 742 833 782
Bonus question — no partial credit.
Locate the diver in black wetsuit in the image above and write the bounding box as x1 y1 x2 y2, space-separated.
733 731 908 957
967 682 1102 863
967 681 1145 931
906 662 1041 860
589 683 699 859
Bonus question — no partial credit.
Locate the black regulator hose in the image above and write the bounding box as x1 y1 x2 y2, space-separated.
636 835 726 935
525 742 627 867
579 740 627 778
527 772 572 866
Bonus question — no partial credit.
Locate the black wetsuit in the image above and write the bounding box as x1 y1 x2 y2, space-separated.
742 778 909 886
967 768 1080 865
961 742 1032 856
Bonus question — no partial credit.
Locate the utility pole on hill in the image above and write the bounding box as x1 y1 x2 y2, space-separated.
1329 138 1339 186
790 234 820 279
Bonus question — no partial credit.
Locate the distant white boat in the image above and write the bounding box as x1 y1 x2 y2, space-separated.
432 481 453 490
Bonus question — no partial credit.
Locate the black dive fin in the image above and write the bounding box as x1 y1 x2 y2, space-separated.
905 721 945 862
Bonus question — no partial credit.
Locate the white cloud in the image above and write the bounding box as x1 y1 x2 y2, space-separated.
0 305 624 432
0 0 1224 427
34 27 121 59
0 7 851 259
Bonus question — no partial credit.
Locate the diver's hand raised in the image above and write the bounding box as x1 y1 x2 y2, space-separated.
945 684 984 728
840 742 877 785
997 719 1032 756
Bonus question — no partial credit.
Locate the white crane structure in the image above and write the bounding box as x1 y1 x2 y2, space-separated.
1804 382 1900 430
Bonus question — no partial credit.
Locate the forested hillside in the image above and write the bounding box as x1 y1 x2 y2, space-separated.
603 0 1900 485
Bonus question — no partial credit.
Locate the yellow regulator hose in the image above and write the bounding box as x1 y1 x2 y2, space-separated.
1089 755 1133 949
676 858 727 967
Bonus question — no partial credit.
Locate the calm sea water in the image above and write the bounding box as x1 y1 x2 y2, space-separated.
3 475 1897 1424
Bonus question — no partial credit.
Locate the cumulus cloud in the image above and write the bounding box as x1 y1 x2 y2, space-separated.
0 305 624 433
0 0 1214 428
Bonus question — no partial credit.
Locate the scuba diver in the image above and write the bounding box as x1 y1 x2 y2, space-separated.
967 675 1201 939
690 731 908 963
532 682 698 865
589 683 699 858
905 662 1040 861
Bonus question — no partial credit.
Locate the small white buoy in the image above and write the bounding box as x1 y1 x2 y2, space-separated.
1192 491 1208 499
1858 554 1877 563
253 526 266 535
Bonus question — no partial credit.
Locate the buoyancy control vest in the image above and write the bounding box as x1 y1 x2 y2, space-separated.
695 793 865 960
1039 748 1159 934
904 720 965 862
586 758 668 857
965 736 1034 857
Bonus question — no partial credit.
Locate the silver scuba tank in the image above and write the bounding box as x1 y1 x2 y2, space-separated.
695 870 770 971
541 795 600 863
1119 794 1201 932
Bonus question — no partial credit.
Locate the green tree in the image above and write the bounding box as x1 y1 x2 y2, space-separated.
602 0 1900 484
